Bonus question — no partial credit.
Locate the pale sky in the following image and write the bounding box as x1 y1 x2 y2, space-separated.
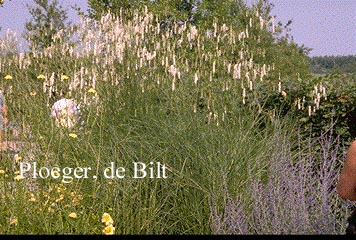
0 0 355 56
268 0 356 56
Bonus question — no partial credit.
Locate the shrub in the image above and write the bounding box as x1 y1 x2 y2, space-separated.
210 128 354 234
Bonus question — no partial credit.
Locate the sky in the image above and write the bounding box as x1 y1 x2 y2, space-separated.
0 0 355 57
267 0 356 56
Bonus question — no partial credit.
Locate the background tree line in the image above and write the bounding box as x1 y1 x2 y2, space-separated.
308 55 356 75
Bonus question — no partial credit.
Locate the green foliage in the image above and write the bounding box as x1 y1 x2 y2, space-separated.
305 73 356 142
262 73 356 145
87 0 248 26
193 0 245 25
88 0 199 22
309 55 356 75
87 0 138 19
87 0 311 82
0 5 304 233
25 0 70 50
0 3 351 234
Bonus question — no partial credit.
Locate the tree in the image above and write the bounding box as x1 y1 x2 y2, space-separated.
193 0 246 26
25 0 70 51
87 0 197 23
87 0 140 19
87 0 311 80
308 55 356 75
87 0 244 24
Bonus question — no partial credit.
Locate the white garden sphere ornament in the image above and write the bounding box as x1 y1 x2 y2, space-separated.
51 98 81 129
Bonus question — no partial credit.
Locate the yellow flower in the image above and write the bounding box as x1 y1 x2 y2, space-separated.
14 175 24 181
57 185 66 193
9 216 18 226
102 225 115 235
0 169 5 174
14 170 20 175
30 91 37 96
87 88 96 94
72 194 83 204
37 74 46 80
53 170 60 177
61 75 69 81
14 154 22 162
69 212 78 218
4 75 12 80
101 213 114 226
55 195 64 203
29 197 36 202
69 133 77 138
